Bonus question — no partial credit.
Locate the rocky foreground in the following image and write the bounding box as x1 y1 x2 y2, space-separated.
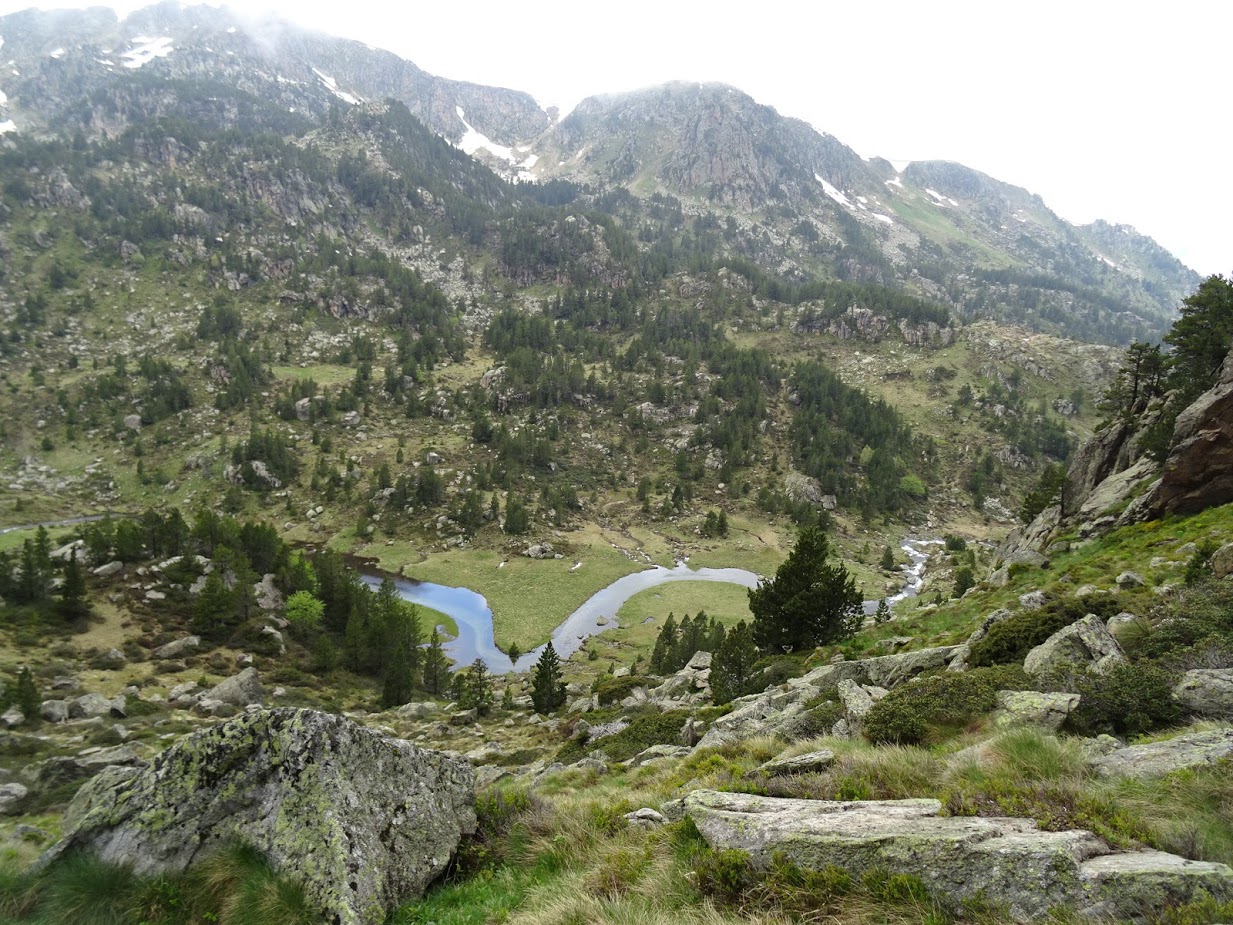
685 791 1232 922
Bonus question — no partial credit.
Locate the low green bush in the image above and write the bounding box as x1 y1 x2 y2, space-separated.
862 666 1026 745
556 709 691 764
1062 663 1182 736
591 675 652 706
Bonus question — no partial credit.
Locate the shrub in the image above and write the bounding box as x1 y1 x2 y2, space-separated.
968 597 1123 668
863 666 1025 745
1062 663 1182 736
692 848 752 904
556 709 691 763
591 675 651 706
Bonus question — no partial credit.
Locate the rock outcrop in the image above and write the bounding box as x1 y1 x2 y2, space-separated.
1023 614 1127 678
685 790 1233 922
42 709 476 925
1092 727 1233 779
998 350 1233 560
696 646 959 749
1140 352 1233 518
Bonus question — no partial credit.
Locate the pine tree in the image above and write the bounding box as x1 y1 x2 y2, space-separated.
649 613 677 674
874 599 892 625
711 621 756 705
717 510 729 538
57 556 91 620
13 667 39 722
749 526 862 652
458 659 494 716
530 641 567 714
503 495 531 534
192 571 236 638
381 636 416 707
880 545 896 571
422 628 449 695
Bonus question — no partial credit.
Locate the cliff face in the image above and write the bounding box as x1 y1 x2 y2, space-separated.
1002 350 1233 559
1139 353 1233 518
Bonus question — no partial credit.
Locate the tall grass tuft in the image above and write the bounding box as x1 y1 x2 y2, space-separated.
34 852 143 925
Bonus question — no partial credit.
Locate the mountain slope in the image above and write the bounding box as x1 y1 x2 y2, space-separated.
0 1 549 145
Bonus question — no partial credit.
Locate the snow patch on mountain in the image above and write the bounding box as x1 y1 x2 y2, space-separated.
455 106 516 161
0 88 7 106
816 174 853 209
872 213 894 225
885 175 904 189
0 119 16 134
924 188 958 207
311 68 361 105
49 47 65 59
122 36 174 69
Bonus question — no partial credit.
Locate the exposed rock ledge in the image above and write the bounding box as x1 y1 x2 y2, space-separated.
685 790 1232 922
40 708 476 925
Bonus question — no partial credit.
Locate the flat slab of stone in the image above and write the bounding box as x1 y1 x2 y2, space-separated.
756 749 836 777
684 790 1232 922
1092 728 1233 779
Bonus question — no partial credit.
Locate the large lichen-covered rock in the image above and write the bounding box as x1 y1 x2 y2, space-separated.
993 690 1080 731
1173 669 1233 719
41 708 475 925
1023 614 1127 678
1092 727 1233 779
684 790 1233 922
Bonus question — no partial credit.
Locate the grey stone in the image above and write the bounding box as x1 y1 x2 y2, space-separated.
756 749 836 777
35 746 148 790
1106 612 1142 631
40 700 70 723
626 745 690 767
97 648 126 669
202 668 263 707
69 693 126 719
838 679 877 722
1018 591 1047 610
153 635 200 659
449 708 478 726
1 707 24 728
1093 728 1233 779
0 782 29 815
254 574 283 611
948 609 1013 672
699 646 959 749
684 790 1233 922
1023 614 1127 678
1173 669 1233 719
624 808 665 828
1116 571 1145 588
1213 543 1233 580
993 690 1080 731
193 699 239 718
41 709 476 925
93 561 123 578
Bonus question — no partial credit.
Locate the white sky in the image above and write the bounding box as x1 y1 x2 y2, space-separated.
2 0 1228 276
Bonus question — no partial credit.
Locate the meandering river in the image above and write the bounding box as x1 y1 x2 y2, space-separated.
365 537 940 673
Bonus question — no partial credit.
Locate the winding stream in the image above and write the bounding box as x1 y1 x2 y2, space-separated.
366 537 940 673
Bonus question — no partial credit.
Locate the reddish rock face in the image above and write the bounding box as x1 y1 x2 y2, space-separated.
1146 352 1233 518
